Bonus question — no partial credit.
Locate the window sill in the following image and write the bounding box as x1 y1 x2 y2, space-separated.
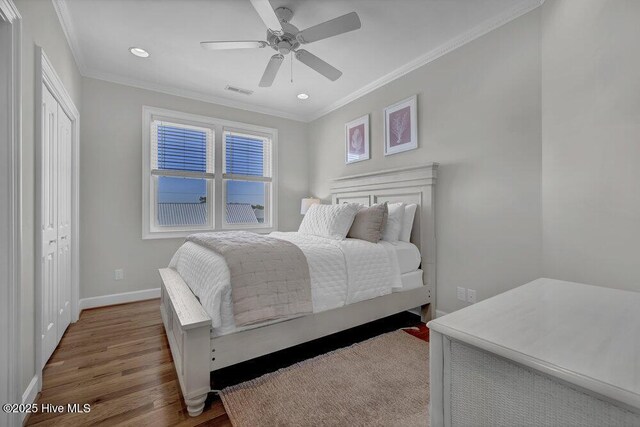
142 227 276 240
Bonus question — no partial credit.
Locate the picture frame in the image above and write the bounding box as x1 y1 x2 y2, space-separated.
345 114 370 164
384 95 418 156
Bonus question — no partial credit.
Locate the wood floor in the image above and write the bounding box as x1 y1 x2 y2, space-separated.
25 299 424 426
26 299 231 427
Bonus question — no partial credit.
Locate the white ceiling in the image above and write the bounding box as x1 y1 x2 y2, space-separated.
55 0 542 121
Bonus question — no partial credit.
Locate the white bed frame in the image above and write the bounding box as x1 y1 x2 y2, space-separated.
159 164 438 416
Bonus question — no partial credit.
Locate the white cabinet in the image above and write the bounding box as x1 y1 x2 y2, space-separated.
428 278 640 426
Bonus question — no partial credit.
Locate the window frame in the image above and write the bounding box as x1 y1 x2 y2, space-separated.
142 106 278 239
150 118 216 235
221 127 274 230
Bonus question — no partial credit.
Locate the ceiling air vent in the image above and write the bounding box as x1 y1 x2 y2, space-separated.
225 85 254 96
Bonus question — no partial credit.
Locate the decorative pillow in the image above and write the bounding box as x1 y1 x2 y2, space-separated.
298 203 360 240
381 202 406 242
400 204 418 242
347 203 388 243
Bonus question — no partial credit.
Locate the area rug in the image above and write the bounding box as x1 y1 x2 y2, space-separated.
220 330 429 426
403 323 430 342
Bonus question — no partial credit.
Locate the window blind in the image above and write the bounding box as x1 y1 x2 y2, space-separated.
151 121 213 174
224 131 271 178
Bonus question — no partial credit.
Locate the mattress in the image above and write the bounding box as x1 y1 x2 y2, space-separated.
169 232 407 337
394 241 421 274
399 269 423 292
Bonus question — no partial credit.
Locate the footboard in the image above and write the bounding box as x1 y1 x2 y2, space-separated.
209 284 431 371
159 268 212 417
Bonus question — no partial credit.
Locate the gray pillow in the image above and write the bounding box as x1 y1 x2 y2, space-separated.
347 203 388 243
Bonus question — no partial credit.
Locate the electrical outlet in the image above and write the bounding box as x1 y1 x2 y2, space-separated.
457 287 466 301
114 269 124 281
467 289 477 304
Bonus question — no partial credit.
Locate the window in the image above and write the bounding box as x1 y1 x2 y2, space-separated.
223 131 272 227
143 107 277 239
152 121 214 229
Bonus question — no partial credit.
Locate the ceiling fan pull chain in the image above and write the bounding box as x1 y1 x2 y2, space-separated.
290 53 294 83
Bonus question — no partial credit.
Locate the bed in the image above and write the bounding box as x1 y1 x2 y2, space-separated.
159 164 438 416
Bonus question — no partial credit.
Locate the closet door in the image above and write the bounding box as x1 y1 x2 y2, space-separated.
57 107 72 341
41 84 59 365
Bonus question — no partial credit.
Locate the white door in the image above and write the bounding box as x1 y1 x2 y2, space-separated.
41 83 72 365
57 108 72 341
41 84 59 365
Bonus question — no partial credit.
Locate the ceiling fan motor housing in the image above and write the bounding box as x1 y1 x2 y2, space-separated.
267 28 300 54
266 7 300 55
274 7 294 23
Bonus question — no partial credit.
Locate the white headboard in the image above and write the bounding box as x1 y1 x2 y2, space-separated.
330 164 438 294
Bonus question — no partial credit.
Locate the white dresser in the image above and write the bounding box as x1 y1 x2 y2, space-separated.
428 278 640 427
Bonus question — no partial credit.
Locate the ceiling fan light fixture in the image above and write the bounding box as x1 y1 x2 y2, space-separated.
297 93 310 100
129 47 150 58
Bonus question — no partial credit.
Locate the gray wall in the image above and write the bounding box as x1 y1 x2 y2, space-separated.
541 0 640 291
20 0 640 401
80 78 309 299
308 10 543 315
15 0 83 392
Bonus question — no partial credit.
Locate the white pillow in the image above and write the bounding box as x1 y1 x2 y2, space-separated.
298 203 359 240
400 204 418 242
381 202 406 242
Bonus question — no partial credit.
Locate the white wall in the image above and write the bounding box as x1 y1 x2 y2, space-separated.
541 0 640 291
80 78 309 299
0 15 15 418
308 10 543 314
15 0 83 393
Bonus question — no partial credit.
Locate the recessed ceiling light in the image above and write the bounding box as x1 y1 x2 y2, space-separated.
297 93 309 100
129 47 150 58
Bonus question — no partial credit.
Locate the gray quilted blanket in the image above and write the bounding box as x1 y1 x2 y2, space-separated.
185 231 312 326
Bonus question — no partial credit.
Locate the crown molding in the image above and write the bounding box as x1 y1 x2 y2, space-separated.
83 67 306 122
306 0 544 122
53 0 543 123
51 0 88 74
0 0 20 22
53 0 306 122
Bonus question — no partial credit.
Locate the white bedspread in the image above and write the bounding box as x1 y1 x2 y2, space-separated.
169 232 402 336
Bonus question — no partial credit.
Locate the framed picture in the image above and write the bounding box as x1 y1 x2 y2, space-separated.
345 114 370 164
384 95 418 156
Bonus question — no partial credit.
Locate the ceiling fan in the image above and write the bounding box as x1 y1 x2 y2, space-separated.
200 0 361 87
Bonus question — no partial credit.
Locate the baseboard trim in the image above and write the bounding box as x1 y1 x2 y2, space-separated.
435 309 449 318
79 288 160 311
21 375 38 422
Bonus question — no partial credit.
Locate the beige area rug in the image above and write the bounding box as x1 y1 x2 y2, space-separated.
220 330 429 426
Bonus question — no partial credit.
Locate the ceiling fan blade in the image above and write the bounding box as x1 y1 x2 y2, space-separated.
249 0 283 32
295 49 342 81
259 54 284 87
200 40 268 50
296 12 361 44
